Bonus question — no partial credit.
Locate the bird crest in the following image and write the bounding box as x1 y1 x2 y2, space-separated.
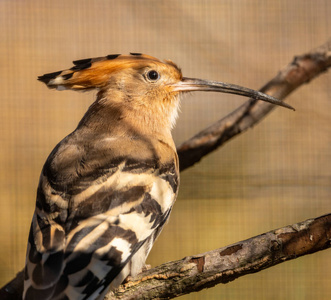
38 53 182 91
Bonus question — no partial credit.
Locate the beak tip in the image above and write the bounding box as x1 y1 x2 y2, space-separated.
255 91 295 111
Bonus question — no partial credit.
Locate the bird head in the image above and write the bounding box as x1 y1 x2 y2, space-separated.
38 53 294 133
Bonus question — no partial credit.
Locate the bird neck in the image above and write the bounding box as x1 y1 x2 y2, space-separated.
77 90 179 148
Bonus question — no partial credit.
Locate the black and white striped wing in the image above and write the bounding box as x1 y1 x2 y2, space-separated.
23 134 179 300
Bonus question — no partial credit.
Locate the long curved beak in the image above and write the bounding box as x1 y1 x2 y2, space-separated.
172 77 295 111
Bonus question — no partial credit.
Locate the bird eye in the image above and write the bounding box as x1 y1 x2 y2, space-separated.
146 70 160 82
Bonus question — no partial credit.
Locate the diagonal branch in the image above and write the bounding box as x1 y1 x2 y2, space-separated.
1 38 331 300
177 37 331 171
107 214 331 299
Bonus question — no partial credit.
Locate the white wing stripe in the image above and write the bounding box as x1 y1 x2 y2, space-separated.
111 237 132 263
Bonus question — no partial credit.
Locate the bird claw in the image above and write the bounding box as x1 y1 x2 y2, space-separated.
123 264 152 284
140 264 152 272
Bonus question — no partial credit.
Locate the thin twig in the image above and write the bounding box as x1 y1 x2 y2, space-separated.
177 37 331 171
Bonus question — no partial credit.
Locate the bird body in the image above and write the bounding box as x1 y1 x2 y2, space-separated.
24 53 293 300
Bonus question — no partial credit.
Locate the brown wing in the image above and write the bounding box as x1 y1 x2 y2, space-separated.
23 132 178 300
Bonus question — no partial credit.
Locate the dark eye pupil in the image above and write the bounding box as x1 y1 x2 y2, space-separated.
147 70 159 81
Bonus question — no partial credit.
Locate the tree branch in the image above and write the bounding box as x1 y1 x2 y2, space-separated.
1 38 330 300
177 37 331 171
106 214 331 299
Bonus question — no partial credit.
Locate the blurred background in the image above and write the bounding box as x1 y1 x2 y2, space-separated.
1 1 330 299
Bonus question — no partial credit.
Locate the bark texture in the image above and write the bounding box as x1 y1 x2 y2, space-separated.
107 214 331 299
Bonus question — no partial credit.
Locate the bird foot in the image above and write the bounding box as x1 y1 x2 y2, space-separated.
123 264 152 284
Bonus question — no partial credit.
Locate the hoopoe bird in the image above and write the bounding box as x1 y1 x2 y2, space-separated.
23 53 293 300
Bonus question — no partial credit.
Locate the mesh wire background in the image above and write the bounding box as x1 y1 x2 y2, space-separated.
0 1 330 299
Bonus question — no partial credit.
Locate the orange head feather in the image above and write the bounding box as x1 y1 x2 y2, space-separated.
38 53 182 91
